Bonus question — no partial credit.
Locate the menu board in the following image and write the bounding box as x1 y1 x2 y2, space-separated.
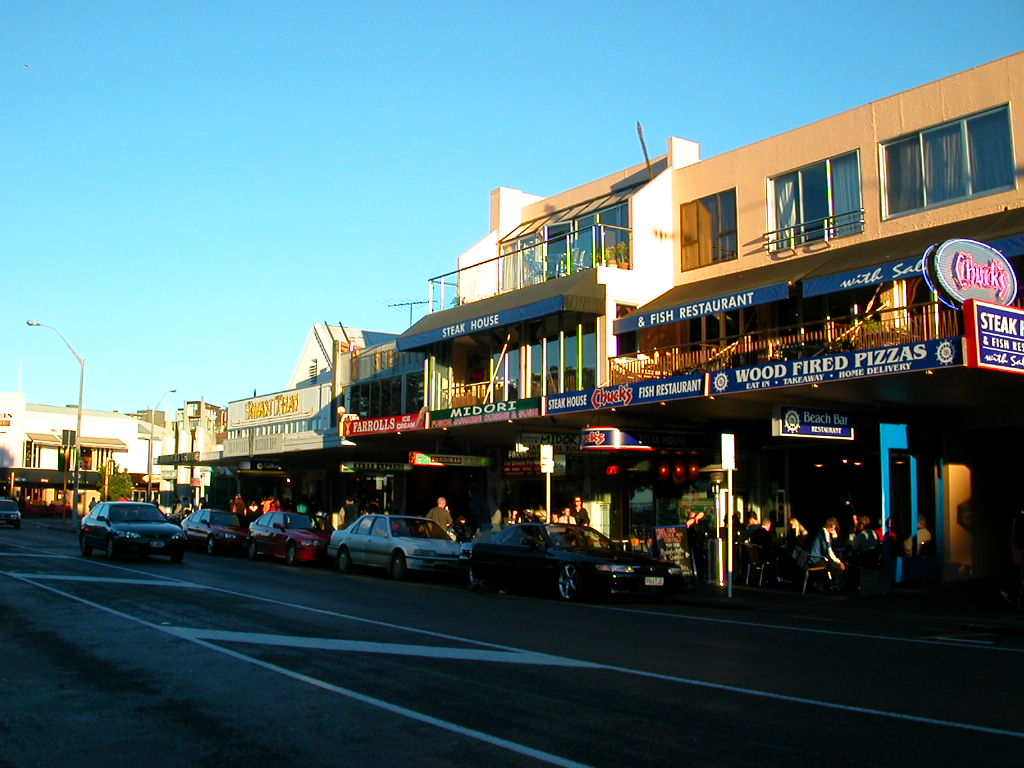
652 524 695 580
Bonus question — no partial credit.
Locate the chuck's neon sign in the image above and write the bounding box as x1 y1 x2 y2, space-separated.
924 238 1018 308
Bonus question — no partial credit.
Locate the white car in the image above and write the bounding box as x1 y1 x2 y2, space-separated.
328 514 464 580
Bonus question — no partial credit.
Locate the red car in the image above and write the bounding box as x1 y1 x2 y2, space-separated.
181 508 249 555
247 511 331 566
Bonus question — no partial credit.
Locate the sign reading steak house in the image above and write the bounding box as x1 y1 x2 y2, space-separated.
546 373 706 415
430 397 542 428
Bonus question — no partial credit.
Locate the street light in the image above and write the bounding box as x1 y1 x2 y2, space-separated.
27 320 85 526
147 388 176 505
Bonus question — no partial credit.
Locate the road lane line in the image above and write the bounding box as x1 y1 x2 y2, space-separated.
2 573 206 587
5 569 1023 744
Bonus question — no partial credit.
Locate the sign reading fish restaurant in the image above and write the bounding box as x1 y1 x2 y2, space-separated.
546 373 706 415
710 338 962 395
964 299 1024 375
429 397 542 428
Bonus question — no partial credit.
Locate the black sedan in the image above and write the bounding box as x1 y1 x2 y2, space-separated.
467 523 685 601
79 501 186 562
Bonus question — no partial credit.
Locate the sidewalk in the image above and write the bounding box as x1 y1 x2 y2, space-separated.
673 575 1024 636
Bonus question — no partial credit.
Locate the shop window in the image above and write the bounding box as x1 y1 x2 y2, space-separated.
882 106 1014 216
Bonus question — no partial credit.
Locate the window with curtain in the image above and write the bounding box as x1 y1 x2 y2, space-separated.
769 152 863 251
681 189 737 270
883 105 1014 216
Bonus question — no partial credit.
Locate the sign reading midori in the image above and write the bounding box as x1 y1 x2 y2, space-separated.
710 338 962 394
430 397 542 428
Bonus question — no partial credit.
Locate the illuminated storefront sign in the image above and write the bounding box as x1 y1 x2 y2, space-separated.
580 427 655 451
709 338 962 395
964 299 1024 375
772 406 855 440
546 373 706 415
339 462 412 473
343 412 425 437
429 397 541 428
409 452 490 467
924 238 1018 308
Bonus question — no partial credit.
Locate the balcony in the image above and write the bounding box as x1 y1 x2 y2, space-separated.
429 224 631 312
610 301 963 384
766 209 865 252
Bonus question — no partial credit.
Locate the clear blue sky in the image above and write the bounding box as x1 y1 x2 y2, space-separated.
3 1 1021 416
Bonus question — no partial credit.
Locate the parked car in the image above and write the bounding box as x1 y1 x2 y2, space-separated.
79 501 186 562
467 523 685 601
0 498 21 528
247 511 331 566
328 514 463 580
181 508 249 555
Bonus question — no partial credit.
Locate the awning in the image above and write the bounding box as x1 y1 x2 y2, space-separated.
801 209 1024 298
397 270 606 351
6 467 103 488
25 433 128 450
614 257 813 334
27 432 62 445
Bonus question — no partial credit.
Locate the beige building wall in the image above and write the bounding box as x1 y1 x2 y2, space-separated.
671 51 1024 284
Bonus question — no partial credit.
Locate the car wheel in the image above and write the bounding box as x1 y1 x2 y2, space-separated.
337 546 352 574
170 549 184 563
285 542 298 566
247 539 259 560
206 536 217 556
105 536 119 561
557 562 584 601
389 551 408 581
79 535 92 557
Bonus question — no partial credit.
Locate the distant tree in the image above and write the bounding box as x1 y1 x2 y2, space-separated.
105 470 133 501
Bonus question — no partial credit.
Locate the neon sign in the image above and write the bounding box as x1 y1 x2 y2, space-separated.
924 239 1018 308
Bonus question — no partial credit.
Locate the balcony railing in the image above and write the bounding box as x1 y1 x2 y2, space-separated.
766 209 865 251
429 224 631 312
610 301 963 384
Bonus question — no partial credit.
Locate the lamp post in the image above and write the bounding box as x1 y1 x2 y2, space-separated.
147 388 176 506
27 320 85 527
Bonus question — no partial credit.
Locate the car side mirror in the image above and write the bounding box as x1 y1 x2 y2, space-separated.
273 523 284 531
97 515 108 523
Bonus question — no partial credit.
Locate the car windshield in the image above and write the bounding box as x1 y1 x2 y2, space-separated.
546 525 613 549
283 514 315 530
209 511 241 527
107 505 166 523
0 500 18 511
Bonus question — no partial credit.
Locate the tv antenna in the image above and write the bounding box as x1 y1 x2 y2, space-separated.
388 300 428 325
636 121 654 181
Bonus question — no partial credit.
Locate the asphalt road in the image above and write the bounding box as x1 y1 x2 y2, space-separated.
2 524 1022 768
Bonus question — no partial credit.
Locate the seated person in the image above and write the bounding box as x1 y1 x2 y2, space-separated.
809 517 846 592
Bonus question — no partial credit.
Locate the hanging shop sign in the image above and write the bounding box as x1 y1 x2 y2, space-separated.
803 256 924 298
339 462 412 473
546 373 707 415
515 431 583 454
502 450 567 478
429 397 541 428
409 452 491 467
709 338 963 395
772 406 855 440
343 412 425 437
923 238 1018 308
963 299 1024 375
580 427 655 451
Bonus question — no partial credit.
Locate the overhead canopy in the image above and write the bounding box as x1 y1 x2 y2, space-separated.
614 257 813 334
801 209 1024 297
397 270 606 351
26 432 61 445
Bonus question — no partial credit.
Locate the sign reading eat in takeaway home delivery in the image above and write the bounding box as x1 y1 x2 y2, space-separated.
964 299 1024 375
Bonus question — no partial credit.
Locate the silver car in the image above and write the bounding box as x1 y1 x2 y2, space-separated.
0 499 21 529
328 514 464 580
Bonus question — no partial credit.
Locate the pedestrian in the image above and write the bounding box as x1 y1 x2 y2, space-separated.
426 496 451 528
468 483 492 539
572 496 590 527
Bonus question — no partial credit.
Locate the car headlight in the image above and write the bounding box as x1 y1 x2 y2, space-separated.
595 563 636 574
412 548 435 557
667 566 682 575
298 539 322 548
221 533 237 539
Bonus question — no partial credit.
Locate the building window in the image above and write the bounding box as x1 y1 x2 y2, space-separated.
769 152 862 251
882 106 1014 216
681 189 737 270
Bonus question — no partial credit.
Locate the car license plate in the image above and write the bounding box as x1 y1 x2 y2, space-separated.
644 576 664 587
150 541 165 549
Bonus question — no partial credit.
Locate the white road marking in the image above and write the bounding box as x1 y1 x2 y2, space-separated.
165 627 601 666
3 573 205 587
